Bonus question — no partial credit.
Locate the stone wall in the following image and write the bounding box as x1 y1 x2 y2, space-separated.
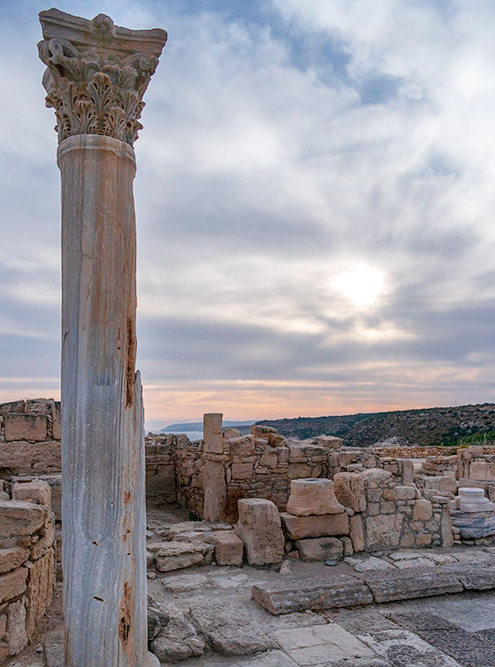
0 479 55 663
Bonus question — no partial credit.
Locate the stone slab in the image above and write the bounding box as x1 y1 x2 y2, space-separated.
281 512 349 540
295 537 344 562
252 575 374 615
365 569 463 603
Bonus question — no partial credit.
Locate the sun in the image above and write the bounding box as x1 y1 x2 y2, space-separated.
332 265 386 308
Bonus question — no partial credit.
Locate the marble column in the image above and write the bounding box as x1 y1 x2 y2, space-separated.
38 9 167 666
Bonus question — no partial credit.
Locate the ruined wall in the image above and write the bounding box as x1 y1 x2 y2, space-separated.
0 479 55 663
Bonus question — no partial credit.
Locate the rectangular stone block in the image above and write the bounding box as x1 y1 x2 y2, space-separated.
470 461 495 481
0 548 29 575
365 570 462 603
4 414 48 442
232 462 254 480
280 512 349 540
0 401 25 415
204 413 223 454
0 567 28 604
26 548 55 637
350 514 365 552
365 513 403 550
51 402 61 440
251 575 373 615
295 537 343 562
12 480 51 507
0 501 48 537
207 531 243 566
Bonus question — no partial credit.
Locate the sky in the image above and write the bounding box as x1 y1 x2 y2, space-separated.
1 0 495 431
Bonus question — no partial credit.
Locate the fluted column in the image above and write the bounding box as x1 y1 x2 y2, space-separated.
38 9 167 666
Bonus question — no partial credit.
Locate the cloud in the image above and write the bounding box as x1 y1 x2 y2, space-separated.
1 0 495 426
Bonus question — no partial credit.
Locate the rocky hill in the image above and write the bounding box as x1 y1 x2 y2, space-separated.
257 403 495 447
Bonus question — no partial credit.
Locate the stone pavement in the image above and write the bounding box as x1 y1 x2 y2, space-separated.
143 546 495 667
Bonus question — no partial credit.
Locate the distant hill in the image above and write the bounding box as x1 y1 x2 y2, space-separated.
161 420 255 434
256 404 495 447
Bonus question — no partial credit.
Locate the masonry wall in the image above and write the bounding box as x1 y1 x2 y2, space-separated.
0 479 55 663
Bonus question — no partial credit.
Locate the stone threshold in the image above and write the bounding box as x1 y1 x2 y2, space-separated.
252 564 495 615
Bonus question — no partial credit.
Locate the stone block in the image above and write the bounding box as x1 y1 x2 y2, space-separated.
0 501 48 537
203 460 226 523
4 414 48 442
204 413 223 454
286 478 345 516
155 542 213 572
207 532 243 566
392 486 417 500
31 513 55 560
39 475 62 520
231 462 254 479
0 440 61 476
0 567 28 604
361 468 393 486
12 480 51 507
51 402 62 440
424 476 458 494
470 461 495 481
413 499 432 521
313 435 342 450
288 463 313 480
350 514 365 552
365 569 462 603
280 512 348 540
295 537 344 562
7 599 28 655
401 460 415 486
0 548 29 574
0 400 25 415
228 435 255 458
333 473 366 512
235 499 284 565
223 427 242 440
26 548 55 637
365 514 403 550
251 575 373 615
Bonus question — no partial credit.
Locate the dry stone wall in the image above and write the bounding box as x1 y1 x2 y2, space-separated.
0 479 55 663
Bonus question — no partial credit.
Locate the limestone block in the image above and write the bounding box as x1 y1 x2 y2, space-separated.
203 460 226 523
250 425 277 438
0 400 25 415
231 462 254 479
0 501 48 537
313 436 342 450
470 461 495 481
361 468 393 486
401 460 415 486
333 473 366 512
38 475 62 521
365 570 462 603
235 499 284 565
150 602 205 662
350 514 365 552
12 480 51 507
295 537 344 562
31 514 55 561
51 402 62 440
286 479 345 516
251 575 373 614
341 535 353 557
26 548 55 637
4 414 48 442
0 441 61 476
155 542 213 572
423 476 458 494
7 599 28 655
365 514 403 550
288 463 313 480
413 499 432 521
0 548 29 574
280 512 349 540
223 427 242 440
0 567 28 604
204 413 223 454
392 486 416 500
228 435 255 458
207 532 243 566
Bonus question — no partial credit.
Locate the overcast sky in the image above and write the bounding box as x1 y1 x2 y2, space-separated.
1 0 495 430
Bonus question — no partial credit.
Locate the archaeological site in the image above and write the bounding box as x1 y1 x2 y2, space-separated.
1 5 495 667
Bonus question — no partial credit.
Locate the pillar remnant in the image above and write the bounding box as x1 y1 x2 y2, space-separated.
38 8 167 666
203 413 227 522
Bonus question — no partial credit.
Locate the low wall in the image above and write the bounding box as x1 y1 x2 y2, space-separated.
0 479 55 663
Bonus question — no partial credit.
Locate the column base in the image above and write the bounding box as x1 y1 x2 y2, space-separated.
146 651 160 667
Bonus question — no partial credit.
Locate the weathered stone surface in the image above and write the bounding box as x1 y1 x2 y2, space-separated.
0 567 28 605
0 441 61 476
413 499 432 520
155 542 213 572
451 511 495 539
223 427 242 440
4 414 48 442
280 512 349 540
30 514 55 561
203 460 227 522
287 478 345 516
207 531 244 566
26 548 55 637
470 461 495 480
7 599 28 655
150 602 204 662
189 601 277 654
0 400 25 415
314 435 342 449
12 480 51 507
453 565 495 591
235 499 284 565
161 574 211 593
204 413 224 454
0 548 29 575
365 514 403 550
334 473 366 512
424 476 458 494
347 556 395 573
0 501 48 537
252 575 373 615
361 469 393 486
350 514 365 552
295 537 344 562
365 569 463 603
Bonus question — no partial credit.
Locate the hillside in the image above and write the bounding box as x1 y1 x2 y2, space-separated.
257 403 495 447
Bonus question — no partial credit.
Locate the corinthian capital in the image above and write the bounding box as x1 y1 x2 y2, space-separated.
38 8 167 146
